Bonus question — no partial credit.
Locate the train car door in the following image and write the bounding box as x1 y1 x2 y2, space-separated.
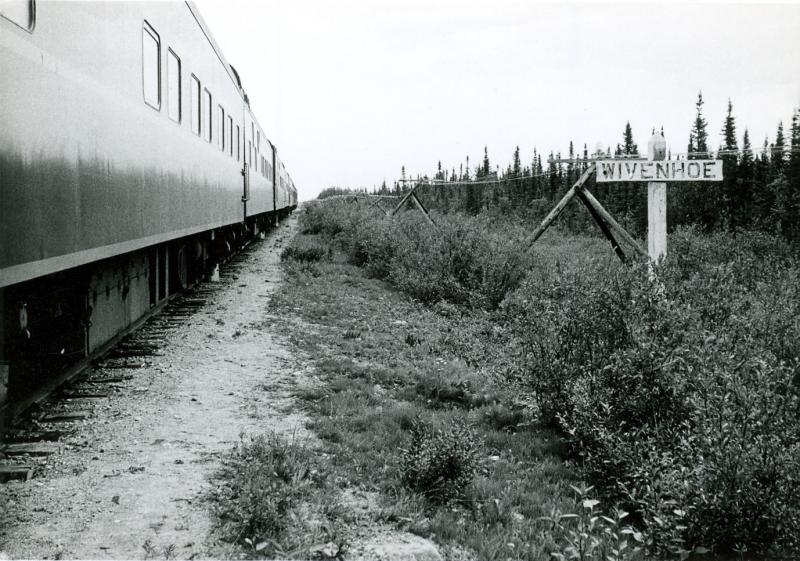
241 160 250 222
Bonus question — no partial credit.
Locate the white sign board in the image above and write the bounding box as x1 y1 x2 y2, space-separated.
596 160 722 183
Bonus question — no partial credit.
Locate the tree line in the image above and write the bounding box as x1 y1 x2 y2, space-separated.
357 93 800 242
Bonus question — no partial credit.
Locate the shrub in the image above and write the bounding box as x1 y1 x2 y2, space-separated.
299 203 356 237
512 229 800 556
280 233 330 263
297 203 528 309
211 433 325 554
280 244 327 263
401 418 480 503
390 213 527 309
539 485 645 561
510 263 633 425
346 217 397 279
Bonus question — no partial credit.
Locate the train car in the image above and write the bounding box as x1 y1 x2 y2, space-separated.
0 1 297 432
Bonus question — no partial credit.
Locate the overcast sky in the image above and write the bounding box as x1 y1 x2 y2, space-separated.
193 0 800 201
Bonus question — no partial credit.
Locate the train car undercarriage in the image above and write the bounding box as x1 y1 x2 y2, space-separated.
0 209 293 438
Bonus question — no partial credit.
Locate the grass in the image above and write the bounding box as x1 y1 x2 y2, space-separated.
252 203 800 559
208 431 349 559
268 229 593 561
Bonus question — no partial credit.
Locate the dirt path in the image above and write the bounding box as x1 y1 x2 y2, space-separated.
0 217 311 560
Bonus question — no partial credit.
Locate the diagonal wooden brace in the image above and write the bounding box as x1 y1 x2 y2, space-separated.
530 165 595 243
576 189 627 263
390 189 416 217
578 187 648 259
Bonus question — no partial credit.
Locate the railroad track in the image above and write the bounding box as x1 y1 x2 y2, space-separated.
0 243 260 482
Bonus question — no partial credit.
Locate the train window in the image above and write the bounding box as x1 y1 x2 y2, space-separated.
167 49 181 123
228 116 233 157
0 0 34 30
142 22 160 110
203 88 212 142
236 125 241 161
217 105 225 151
190 75 200 134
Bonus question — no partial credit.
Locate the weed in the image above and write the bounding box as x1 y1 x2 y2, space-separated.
538 485 645 561
142 539 157 560
280 235 329 263
210 432 338 558
400 418 480 503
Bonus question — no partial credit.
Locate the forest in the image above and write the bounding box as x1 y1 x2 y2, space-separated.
320 93 800 244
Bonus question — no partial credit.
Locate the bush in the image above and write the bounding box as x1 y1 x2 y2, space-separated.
298 203 527 310
299 203 352 237
512 228 800 556
389 213 527 309
281 244 327 263
401 418 480 503
280 233 330 263
212 433 325 554
346 217 397 279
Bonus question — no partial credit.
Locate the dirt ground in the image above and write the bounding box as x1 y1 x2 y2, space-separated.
0 215 441 561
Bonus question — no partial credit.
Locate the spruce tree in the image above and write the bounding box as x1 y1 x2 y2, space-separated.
784 110 800 240
482 146 491 177
582 143 589 173
735 129 754 228
753 137 772 225
720 99 739 228
623 122 638 155
772 122 787 176
512 146 521 177
690 91 709 158
788 109 800 186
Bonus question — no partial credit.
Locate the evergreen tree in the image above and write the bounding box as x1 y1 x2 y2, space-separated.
735 129 754 228
582 143 589 173
482 146 491 177
782 110 800 240
772 121 787 176
690 91 709 158
720 99 739 228
752 137 772 225
547 151 558 199
623 122 638 155
512 146 521 177
788 109 800 186
566 141 575 184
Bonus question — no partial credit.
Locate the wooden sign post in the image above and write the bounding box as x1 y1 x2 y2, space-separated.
647 132 668 261
595 131 723 262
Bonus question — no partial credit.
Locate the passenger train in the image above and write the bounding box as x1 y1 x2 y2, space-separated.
0 1 297 432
